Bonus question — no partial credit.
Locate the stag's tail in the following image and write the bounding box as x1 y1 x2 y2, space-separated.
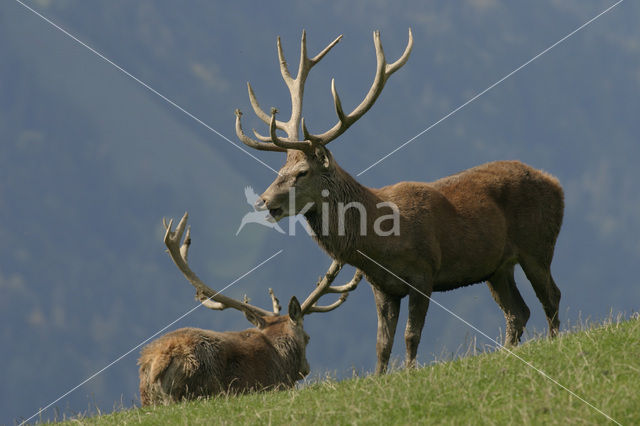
138 345 174 405
538 168 564 243
531 167 564 267
510 163 563 337
138 352 163 406
498 161 564 265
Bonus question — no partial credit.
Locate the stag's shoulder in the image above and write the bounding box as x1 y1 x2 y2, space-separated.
374 180 441 201
372 181 451 214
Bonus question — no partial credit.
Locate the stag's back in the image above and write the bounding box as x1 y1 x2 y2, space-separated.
435 160 563 228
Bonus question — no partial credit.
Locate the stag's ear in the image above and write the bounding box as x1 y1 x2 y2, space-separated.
244 310 267 329
288 296 303 324
313 145 331 169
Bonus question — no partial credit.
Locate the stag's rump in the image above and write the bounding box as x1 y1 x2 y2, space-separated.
431 160 563 286
440 160 563 256
138 327 230 405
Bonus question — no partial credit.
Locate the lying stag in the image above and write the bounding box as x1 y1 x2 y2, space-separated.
138 213 362 405
235 30 564 374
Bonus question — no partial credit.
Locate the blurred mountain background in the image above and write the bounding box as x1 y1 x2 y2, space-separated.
1 0 639 423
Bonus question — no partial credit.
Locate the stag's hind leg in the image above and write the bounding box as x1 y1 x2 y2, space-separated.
519 254 561 337
487 263 530 346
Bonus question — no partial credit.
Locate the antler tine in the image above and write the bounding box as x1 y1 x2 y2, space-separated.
305 28 414 146
252 127 303 144
269 109 313 151
252 129 277 143
277 36 294 89
386 28 414 76
310 34 343 65
269 288 281 314
251 105 300 143
296 30 308 86
296 31 343 81
247 82 288 130
301 260 343 313
178 225 190 261
322 269 363 293
163 212 276 317
330 79 347 124
306 293 350 313
235 109 287 152
304 268 363 314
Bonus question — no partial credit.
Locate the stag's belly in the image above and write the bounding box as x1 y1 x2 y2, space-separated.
429 202 515 292
430 224 517 292
432 254 508 292
432 271 497 292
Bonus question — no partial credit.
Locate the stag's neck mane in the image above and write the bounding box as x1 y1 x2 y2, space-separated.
271 334 305 385
305 164 382 263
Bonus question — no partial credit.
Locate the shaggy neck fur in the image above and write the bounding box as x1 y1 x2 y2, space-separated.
305 164 382 263
271 335 305 384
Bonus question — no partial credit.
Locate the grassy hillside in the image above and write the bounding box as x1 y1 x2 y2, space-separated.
62 317 639 425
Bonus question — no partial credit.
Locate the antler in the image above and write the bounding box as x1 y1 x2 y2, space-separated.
305 29 413 146
235 29 413 152
301 260 363 315
235 31 342 152
163 212 276 317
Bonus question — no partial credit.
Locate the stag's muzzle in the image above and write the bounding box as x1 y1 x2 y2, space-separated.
254 198 267 211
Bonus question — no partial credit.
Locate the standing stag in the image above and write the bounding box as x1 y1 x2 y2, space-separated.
235 30 564 374
138 213 362 405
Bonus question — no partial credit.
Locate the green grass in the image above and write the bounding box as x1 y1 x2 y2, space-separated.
66 316 639 425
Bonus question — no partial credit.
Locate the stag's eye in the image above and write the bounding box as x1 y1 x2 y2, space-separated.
296 170 308 179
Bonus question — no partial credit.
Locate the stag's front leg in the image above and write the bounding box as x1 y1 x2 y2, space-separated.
372 286 401 375
404 289 430 368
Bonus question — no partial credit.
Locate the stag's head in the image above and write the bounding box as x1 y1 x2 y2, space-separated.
253 147 334 221
244 295 310 378
235 29 413 221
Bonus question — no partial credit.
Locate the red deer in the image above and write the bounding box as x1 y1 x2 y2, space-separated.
234 30 564 374
138 213 362 405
